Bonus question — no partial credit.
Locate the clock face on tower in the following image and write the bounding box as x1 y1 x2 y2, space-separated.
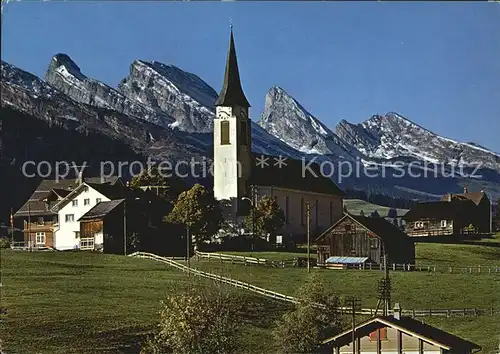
218 110 230 119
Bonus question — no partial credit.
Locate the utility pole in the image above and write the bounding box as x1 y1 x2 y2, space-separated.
123 200 127 256
251 185 257 251
10 208 14 245
306 201 311 273
344 296 361 354
186 226 190 276
28 202 31 251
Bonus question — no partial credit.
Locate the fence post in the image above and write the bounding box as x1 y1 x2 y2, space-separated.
478 265 480 273
449 266 452 273
433 266 436 272
393 263 396 271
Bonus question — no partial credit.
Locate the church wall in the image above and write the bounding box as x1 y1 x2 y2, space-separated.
256 186 343 240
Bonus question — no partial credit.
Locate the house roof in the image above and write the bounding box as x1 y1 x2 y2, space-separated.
316 213 410 244
13 177 122 217
441 191 487 206
403 199 475 221
78 199 125 221
214 27 250 108
249 153 345 197
322 315 481 352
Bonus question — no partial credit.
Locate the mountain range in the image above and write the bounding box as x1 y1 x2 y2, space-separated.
1 54 500 214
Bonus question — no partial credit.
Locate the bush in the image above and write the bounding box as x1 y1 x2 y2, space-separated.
144 283 240 354
0 238 10 249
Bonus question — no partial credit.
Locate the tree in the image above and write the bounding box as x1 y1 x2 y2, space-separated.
359 210 365 216
493 200 500 232
143 284 239 354
387 208 398 219
370 210 381 218
273 274 344 354
130 165 187 203
244 196 285 237
166 184 222 246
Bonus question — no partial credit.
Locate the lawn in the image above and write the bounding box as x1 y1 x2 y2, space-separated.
415 236 500 267
343 199 408 216
0 250 288 354
220 239 500 267
1 242 499 353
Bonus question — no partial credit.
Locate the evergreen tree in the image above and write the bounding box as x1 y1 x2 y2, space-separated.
494 200 500 232
359 210 365 216
370 210 381 218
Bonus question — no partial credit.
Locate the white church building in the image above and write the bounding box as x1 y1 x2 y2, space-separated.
212 28 345 241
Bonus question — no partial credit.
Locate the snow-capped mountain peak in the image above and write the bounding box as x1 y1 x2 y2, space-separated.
45 53 176 128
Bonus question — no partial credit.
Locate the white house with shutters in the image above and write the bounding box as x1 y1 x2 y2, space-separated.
50 183 113 250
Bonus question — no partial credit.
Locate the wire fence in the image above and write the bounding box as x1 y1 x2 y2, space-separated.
130 251 500 318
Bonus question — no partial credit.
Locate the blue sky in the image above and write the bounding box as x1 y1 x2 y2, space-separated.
2 1 500 153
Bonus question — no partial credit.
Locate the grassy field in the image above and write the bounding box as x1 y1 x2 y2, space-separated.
2 237 500 353
343 199 408 216
221 235 500 266
0 251 289 354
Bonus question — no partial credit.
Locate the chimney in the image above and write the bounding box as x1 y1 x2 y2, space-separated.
393 302 402 320
463 185 468 194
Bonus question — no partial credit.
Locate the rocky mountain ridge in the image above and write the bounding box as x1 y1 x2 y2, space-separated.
2 54 500 201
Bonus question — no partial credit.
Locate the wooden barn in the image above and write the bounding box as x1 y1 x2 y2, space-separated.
316 214 415 266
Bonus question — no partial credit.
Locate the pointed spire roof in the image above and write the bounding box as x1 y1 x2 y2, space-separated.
215 26 251 108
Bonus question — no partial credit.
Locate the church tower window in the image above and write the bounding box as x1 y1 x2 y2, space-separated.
221 120 230 145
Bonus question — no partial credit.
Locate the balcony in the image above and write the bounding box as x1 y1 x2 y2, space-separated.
23 221 58 232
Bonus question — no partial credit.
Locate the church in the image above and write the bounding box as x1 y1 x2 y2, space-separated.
212 27 345 241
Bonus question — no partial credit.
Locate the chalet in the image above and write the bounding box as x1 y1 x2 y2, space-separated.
321 303 481 354
403 187 492 238
13 176 123 249
316 213 415 267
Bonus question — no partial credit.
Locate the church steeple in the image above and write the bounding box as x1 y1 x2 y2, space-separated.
215 26 251 108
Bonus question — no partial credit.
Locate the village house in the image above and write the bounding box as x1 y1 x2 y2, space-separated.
13 176 123 249
315 213 415 267
321 303 482 354
403 187 492 238
213 28 345 242
14 177 169 252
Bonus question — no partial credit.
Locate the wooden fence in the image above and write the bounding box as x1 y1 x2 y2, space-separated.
194 251 500 275
130 251 500 318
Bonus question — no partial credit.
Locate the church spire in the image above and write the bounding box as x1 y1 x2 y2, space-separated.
215 26 251 108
